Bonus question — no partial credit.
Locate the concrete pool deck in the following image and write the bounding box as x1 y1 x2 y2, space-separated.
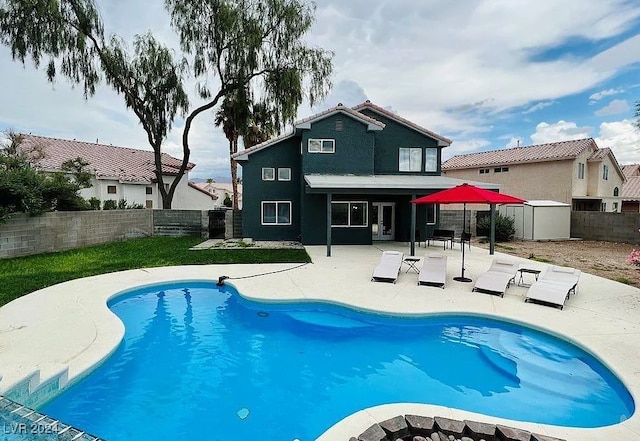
0 242 639 440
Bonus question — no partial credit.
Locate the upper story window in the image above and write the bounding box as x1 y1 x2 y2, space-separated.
613 187 619 197
479 168 490 174
278 168 291 181
308 139 335 153
399 148 422 172
578 162 585 179
145 186 153 195
262 167 275 181
107 185 117 194
424 148 438 172
603 164 609 180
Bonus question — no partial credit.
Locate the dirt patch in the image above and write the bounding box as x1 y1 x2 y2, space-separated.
473 239 640 287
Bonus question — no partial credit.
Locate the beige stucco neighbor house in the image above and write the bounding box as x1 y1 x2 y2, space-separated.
19 134 217 210
190 181 243 209
442 138 625 212
621 164 640 212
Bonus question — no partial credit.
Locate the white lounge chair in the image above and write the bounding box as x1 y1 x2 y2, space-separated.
418 253 447 288
524 266 581 309
371 251 404 283
472 259 519 297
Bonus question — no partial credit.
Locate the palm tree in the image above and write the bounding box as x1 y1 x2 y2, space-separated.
243 101 276 148
214 89 250 209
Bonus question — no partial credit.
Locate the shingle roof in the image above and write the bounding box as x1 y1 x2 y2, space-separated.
442 138 597 170
18 134 194 183
353 100 452 146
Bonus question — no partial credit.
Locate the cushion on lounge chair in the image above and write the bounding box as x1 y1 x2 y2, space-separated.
371 251 404 283
524 279 574 310
472 258 519 297
540 266 581 295
418 253 447 288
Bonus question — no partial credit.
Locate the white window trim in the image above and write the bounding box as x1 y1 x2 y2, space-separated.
578 162 585 179
331 201 368 228
399 147 422 172
278 167 291 181
262 167 275 181
261 201 292 226
426 204 437 226
308 138 335 153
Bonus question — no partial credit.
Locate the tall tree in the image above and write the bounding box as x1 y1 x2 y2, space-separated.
0 1 189 208
635 100 640 130
165 0 333 202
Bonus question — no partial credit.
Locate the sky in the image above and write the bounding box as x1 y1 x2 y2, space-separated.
1 0 640 181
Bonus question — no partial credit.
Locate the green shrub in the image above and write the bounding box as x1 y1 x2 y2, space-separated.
103 199 117 210
223 194 232 208
477 213 515 242
88 197 101 210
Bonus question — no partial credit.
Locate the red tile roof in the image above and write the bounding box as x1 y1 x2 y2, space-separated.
622 176 640 200
622 164 640 178
353 100 452 145
19 134 194 183
442 138 597 170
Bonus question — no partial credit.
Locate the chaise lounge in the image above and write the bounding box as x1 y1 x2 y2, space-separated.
418 253 447 288
472 259 519 297
371 251 404 283
524 265 581 309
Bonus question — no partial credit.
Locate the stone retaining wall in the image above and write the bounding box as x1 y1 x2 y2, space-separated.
351 415 564 441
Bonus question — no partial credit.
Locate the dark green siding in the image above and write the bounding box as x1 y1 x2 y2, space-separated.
301 114 375 175
240 138 301 240
358 108 442 175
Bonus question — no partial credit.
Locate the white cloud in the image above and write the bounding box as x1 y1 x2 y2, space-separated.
442 139 490 160
504 137 526 148
589 88 624 102
595 99 631 116
523 101 555 114
595 119 640 165
530 121 593 144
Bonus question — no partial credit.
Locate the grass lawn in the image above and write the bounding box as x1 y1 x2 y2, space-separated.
0 236 311 307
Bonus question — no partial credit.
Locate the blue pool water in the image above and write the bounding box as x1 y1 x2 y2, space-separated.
41 281 634 440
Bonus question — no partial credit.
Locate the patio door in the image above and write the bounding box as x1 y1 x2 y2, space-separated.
371 202 395 241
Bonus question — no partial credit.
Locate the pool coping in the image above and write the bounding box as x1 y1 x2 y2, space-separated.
0 243 639 440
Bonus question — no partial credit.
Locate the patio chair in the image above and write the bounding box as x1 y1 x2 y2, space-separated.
371 251 404 283
418 253 447 288
524 265 581 310
472 259 519 297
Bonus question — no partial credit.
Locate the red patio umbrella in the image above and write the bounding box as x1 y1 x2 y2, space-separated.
411 183 525 282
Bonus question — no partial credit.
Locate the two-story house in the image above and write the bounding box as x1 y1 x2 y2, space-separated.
442 138 625 212
19 134 216 209
233 101 499 253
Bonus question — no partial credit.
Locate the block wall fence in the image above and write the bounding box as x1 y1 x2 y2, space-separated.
0 210 209 259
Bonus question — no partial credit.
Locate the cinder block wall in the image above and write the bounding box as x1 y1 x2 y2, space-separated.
152 210 208 237
0 211 153 258
571 212 640 244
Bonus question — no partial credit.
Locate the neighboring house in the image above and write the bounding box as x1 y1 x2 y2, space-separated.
232 100 499 248
19 134 216 210
442 138 625 212
621 164 640 212
190 181 243 209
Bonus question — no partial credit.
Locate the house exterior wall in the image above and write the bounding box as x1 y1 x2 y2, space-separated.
571 151 590 196
358 108 441 175
301 114 375 175
241 138 302 240
444 160 575 203
591 157 624 212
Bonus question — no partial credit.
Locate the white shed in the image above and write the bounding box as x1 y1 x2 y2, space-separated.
499 200 571 241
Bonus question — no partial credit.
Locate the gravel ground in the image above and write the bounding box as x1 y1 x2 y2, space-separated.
473 238 640 287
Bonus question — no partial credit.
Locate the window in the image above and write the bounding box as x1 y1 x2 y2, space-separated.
614 187 619 197
603 164 609 180
494 167 502 173
262 167 275 181
601 202 607 212
501 167 509 172
399 148 422 172
613 202 619 211
479 168 490 174
107 185 117 194
308 139 335 153
261 201 291 225
145 186 153 195
331 201 367 227
578 162 585 179
424 148 437 172
335 119 344 131
278 168 291 181
145 200 153 209
426 204 436 225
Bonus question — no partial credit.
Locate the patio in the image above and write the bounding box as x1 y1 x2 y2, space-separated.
0 241 639 440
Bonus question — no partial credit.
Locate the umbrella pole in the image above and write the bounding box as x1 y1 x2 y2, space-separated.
454 203 472 282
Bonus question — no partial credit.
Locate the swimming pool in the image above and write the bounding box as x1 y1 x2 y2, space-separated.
41 281 634 440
